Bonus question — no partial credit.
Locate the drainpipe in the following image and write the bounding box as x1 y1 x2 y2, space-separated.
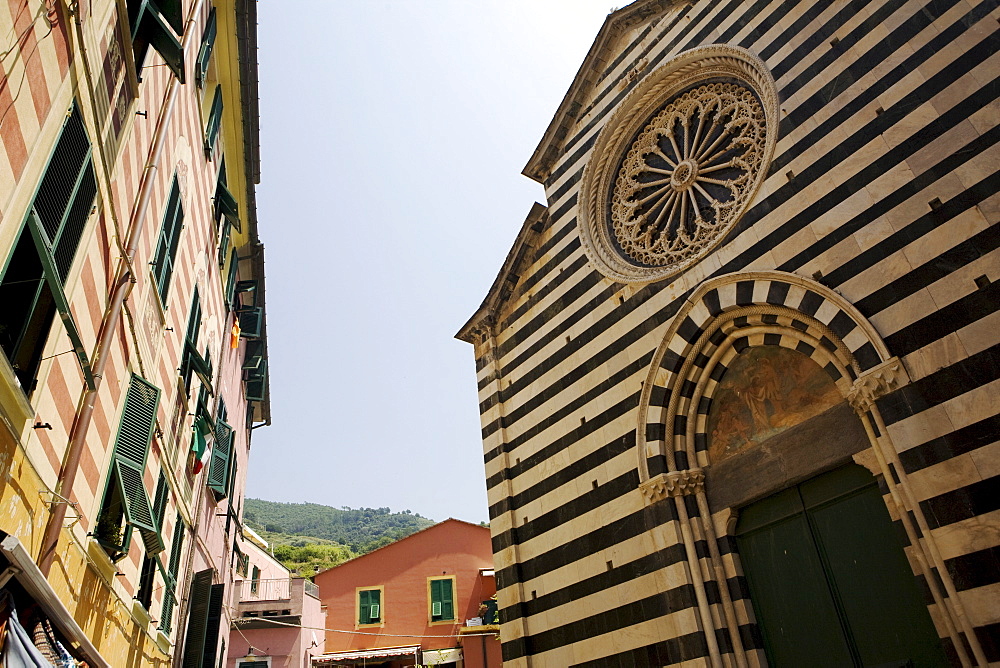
38 0 204 576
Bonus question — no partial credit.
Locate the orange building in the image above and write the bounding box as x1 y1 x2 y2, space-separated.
311 519 501 668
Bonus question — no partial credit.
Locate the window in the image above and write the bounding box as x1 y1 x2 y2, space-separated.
0 104 97 393
181 288 213 395
358 587 382 625
181 569 224 667
429 577 455 623
204 84 223 153
95 374 163 560
159 515 185 633
224 249 239 307
151 178 184 303
208 400 234 499
138 472 170 609
250 566 260 596
127 0 185 82
195 7 217 88
234 544 249 577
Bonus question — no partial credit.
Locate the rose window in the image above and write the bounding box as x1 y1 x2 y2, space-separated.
609 82 767 267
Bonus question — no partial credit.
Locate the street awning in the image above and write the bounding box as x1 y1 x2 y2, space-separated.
422 647 463 665
312 645 420 664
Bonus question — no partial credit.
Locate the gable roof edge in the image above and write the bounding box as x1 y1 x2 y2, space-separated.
456 202 548 343
522 0 675 183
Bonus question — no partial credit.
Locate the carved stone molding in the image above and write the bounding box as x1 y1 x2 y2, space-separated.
847 357 909 415
640 469 705 504
579 45 779 284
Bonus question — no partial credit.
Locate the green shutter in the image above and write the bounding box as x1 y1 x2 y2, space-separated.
185 342 214 391
224 249 239 305
130 0 185 83
204 85 223 153
244 360 266 402
238 307 263 339
195 8 217 88
110 375 162 553
235 280 257 306
114 375 159 466
25 210 96 389
182 569 214 668
185 288 202 346
202 584 225 668
160 516 184 633
152 472 168 529
359 589 381 624
214 179 239 229
441 578 454 620
153 179 184 303
242 340 263 370
207 420 233 498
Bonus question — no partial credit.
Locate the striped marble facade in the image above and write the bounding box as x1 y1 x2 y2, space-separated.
458 0 1000 665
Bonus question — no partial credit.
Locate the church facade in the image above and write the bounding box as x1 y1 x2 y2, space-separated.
458 0 1000 665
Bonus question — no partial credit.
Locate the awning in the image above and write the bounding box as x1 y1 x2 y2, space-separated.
312 645 420 664
422 647 463 665
0 533 110 668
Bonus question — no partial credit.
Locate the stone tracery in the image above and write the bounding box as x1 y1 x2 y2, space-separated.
611 82 767 266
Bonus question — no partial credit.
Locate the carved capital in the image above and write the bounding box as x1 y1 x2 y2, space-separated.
640 469 705 504
847 357 908 415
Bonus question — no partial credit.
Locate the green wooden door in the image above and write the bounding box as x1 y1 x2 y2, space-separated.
736 465 948 667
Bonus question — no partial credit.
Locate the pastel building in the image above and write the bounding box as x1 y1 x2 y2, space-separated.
311 519 501 668
458 0 1000 665
0 0 269 666
228 527 328 668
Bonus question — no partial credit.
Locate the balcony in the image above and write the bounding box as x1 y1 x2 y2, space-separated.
233 576 319 630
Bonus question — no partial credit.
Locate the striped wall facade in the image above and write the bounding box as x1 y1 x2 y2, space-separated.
458 0 1000 665
0 0 267 665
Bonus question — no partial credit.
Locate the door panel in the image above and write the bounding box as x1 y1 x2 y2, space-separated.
737 465 948 667
739 509 855 666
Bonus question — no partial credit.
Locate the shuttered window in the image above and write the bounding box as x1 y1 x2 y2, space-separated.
152 178 184 303
195 8 217 88
224 249 239 307
359 589 381 625
430 578 454 622
181 569 214 668
244 360 266 402
127 0 185 82
201 584 225 668
0 104 97 392
98 374 163 556
207 420 233 498
182 288 213 394
238 307 264 339
204 85 223 153
159 514 185 633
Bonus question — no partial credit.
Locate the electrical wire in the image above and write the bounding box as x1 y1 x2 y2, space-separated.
231 614 499 640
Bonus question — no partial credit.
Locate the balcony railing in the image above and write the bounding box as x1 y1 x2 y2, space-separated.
304 579 319 599
240 577 290 601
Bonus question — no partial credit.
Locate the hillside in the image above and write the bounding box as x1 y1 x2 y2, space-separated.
243 499 436 555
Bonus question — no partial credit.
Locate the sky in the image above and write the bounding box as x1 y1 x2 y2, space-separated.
247 1 618 524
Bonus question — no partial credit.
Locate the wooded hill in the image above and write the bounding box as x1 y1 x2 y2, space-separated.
243 499 436 576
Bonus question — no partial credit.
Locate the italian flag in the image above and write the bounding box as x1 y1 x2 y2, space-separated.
191 416 212 474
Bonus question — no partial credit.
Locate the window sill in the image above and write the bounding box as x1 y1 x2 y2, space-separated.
428 619 457 626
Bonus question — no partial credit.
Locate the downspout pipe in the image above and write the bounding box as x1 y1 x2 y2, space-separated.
38 0 203 575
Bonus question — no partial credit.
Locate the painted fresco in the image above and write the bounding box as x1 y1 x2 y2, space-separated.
707 346 842 463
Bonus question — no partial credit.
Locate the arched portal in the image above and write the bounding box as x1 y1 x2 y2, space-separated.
634 271 982 667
